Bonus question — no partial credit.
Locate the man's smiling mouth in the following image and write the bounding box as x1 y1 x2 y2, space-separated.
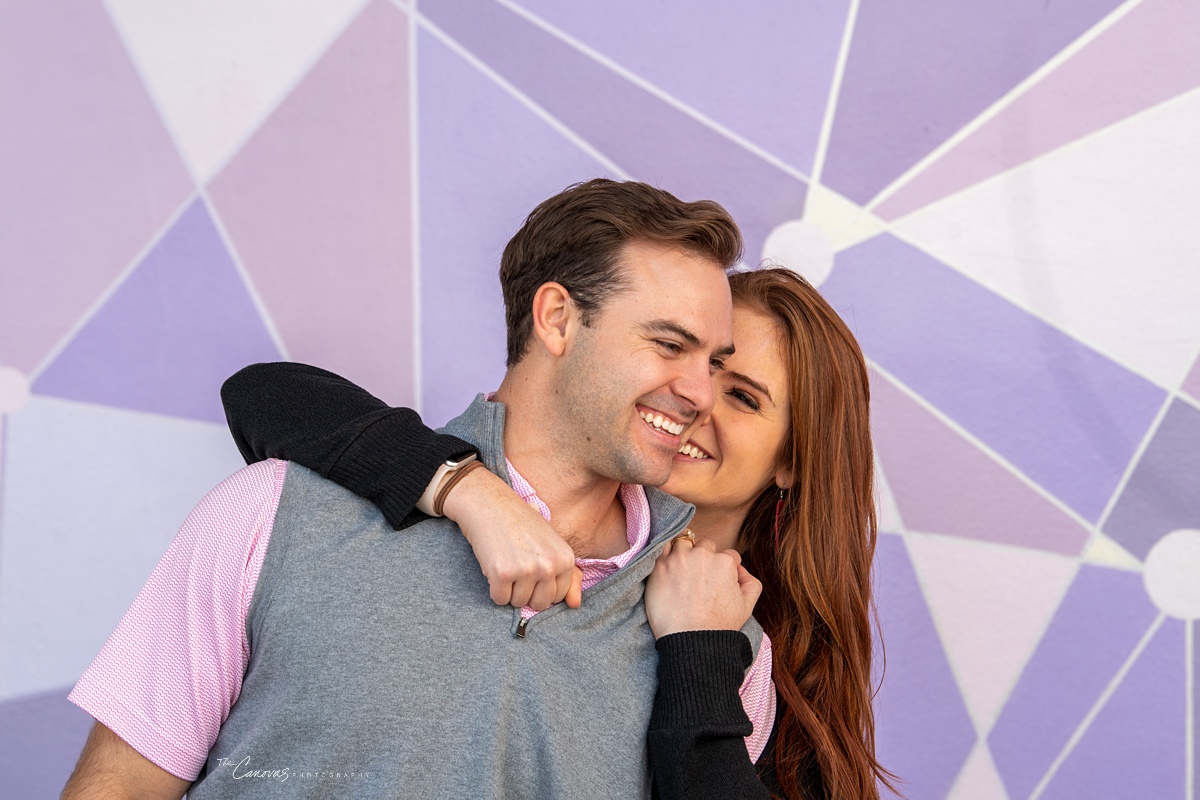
638 409 685 436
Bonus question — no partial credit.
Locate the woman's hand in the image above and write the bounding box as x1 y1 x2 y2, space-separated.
441 466 583 611
644 537 762 639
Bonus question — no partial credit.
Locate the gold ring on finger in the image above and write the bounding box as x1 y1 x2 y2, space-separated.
671 529 695 545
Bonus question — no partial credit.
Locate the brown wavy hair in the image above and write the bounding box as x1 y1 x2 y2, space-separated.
730 268 897 799
500 179 742 367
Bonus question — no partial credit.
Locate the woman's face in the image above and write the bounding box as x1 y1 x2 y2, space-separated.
661 304 792 518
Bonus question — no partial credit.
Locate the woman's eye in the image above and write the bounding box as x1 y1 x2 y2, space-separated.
729 388 760 411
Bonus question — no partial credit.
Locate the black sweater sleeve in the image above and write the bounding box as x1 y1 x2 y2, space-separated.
650 631 775 800
220 362 477 530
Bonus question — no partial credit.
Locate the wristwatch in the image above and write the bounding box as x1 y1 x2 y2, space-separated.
416 453 478 516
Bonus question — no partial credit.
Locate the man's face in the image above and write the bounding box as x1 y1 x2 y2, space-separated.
556 241 734 488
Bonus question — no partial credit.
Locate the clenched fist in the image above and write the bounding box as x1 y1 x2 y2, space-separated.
644 536 762 639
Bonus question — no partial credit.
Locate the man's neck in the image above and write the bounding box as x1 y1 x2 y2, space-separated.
493 379 629 559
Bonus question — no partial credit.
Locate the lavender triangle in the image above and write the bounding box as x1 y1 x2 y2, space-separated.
34 200 282 423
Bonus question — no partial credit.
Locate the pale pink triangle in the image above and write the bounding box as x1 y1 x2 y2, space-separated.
0 1 192 374
871 373 1089 555
1182 352 1200 403
905 532 1078 734
208 0 414 405
947 741 1009 800
877 0 1200 221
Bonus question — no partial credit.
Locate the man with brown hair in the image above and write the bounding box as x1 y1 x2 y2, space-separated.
64 180 763 798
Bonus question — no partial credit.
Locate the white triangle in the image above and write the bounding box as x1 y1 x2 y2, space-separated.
106 0 367 180
803 184 886 252
1081 531 1143 572
875 457 905 533
947 741 1010 800
0 397 246 700
905 532 1077 734
891 87 1200 390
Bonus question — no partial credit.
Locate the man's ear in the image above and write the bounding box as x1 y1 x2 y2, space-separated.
531 282 576 357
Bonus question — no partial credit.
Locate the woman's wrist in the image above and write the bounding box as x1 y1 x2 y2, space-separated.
416 454 479 517
651 631 753 728
422 462 579 610
438 463 501 532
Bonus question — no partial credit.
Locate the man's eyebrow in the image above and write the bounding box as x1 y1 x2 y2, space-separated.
726 370 772 403
641 320 735 361
641 320 702 348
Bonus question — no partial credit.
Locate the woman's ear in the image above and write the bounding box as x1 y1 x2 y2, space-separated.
774 465 794 491
530 282 576 357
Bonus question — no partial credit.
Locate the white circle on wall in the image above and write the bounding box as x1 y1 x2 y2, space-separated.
1144 529 1200 619
761 219 835 286
0 366 31 414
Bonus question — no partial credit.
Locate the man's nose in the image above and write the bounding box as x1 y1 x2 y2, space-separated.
673 357 715 418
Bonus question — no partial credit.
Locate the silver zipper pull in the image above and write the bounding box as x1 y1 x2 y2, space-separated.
516 616 530 639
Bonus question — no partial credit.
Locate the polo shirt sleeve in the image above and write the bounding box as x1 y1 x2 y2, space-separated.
68 458 287 781
739 632 777 762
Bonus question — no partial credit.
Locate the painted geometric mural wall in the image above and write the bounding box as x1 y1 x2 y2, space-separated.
2 1 1199 797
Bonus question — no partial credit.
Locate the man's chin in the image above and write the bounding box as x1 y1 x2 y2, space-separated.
615 457 674 488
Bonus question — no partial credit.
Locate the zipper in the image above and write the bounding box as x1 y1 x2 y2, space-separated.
510 504 694 640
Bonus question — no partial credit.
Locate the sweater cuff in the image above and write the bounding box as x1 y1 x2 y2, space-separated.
327 409 477 530
650 630 754 730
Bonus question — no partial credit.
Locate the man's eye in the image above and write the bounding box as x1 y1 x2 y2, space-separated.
656 340 683 355
729 388 760 412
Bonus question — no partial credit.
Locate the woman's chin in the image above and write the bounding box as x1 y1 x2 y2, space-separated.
660 472 708 506
660 475 696 503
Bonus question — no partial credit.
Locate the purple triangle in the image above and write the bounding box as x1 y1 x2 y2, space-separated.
516 0 847 175
988 566 1160 798
0 688 94 800
822 234 1165 521
422 0 807 259
822 0 1125 205
872 372 1089 555
875 0 1200 220
1041 618 1185 799
1104 400 1200 559
416 29 614 425
872 533 975 798
34 200 283 423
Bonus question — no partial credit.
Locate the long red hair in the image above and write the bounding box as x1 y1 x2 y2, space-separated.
730 268 897 799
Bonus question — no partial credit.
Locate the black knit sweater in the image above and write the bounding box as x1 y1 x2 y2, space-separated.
221 361 788 799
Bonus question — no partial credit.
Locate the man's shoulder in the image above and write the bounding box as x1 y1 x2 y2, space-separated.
274 461 462 537
186 459 288 530
275 461 380 513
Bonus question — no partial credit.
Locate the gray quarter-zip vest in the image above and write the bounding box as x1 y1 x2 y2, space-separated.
189 395 763 799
